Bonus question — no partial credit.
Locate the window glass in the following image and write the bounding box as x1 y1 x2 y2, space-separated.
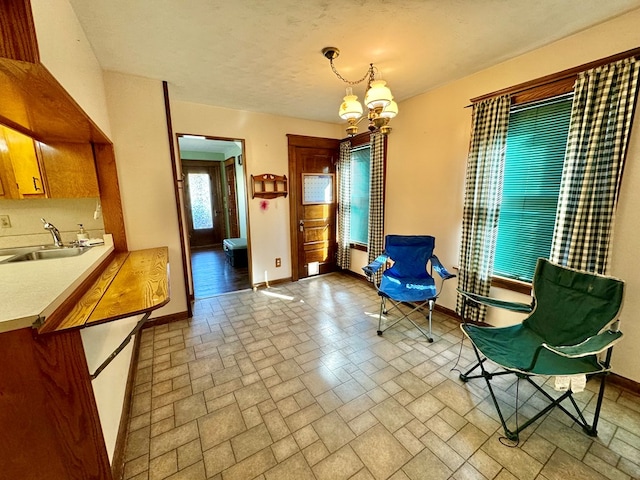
494 95 573 281
350 146 371 245
188 173 213 230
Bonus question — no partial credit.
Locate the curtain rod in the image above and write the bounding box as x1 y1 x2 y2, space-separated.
466 46 640 107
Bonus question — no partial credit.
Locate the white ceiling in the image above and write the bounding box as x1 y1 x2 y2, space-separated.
69 0 640 124
178 136 241 156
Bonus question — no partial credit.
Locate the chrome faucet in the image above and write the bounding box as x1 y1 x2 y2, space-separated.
41 218 63 247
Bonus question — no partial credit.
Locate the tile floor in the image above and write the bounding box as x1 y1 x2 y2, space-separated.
122 272 640 480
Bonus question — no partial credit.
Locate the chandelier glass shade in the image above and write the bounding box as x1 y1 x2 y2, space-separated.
323 47 398 136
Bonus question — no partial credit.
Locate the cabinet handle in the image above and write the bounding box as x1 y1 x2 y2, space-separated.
32 177 41 191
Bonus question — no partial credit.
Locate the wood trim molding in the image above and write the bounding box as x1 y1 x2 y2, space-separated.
93 143 128 251
286 134 340 149
0 0 39 63
490 276 532 296
163 81 193 318
252 277 292 289
471 47 640 105
142 310 190 330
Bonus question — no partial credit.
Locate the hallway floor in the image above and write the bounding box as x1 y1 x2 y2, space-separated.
122 272 640 480
191 247 250 298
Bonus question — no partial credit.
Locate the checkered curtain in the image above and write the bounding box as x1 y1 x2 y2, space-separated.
550 58 640 274
456 95 511 323
337 140 352 269
367 132 386 283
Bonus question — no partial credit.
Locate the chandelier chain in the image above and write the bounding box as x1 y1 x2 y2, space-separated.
330 59 374 86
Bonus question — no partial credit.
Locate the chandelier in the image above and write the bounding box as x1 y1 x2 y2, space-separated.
322 47 398 136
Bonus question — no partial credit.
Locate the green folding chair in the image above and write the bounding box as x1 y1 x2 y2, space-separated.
458 258 624 441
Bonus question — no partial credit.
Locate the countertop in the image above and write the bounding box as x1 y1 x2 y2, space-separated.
0 235 115 333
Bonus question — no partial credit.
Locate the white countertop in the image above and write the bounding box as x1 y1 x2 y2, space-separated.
0 235 115 333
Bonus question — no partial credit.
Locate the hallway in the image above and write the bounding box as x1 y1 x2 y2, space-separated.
191 247 250 298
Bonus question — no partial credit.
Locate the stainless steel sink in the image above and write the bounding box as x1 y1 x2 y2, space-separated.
0 245 46 257
1 246 90 263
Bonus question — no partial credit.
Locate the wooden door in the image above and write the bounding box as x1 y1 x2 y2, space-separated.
183 162 224 248
224 157 240 239
288 135 340 281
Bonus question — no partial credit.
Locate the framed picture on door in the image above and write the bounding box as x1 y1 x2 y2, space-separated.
302 173 334 204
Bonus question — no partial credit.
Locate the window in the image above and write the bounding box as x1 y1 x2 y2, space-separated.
349 145 371 245
493 94 573 282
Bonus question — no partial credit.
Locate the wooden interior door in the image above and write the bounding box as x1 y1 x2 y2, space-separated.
183 162 224 248
224 157 240 239
288 135 340 281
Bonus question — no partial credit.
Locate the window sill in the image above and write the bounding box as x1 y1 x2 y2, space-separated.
491 275 532 295
349 243 368 253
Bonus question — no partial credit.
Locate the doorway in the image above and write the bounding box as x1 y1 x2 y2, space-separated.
178 135 251 298
287 134 340 281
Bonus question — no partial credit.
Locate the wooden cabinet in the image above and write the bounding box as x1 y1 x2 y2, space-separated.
0 125 100 199
0 125 46 198
39 142 100 198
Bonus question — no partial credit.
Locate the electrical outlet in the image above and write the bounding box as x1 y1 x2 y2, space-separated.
0 215 10 228
275 257 281 267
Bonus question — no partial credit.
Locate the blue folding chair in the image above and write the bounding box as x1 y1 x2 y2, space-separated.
363 235 456 342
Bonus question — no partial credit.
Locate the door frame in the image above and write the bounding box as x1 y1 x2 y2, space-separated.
287 134 340 281
175 134 251 299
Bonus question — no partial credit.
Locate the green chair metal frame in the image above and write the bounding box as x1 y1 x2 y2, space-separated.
458 258 624 441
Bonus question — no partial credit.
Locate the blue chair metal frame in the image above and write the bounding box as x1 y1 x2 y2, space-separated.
363 235 455 342
458 258 625 441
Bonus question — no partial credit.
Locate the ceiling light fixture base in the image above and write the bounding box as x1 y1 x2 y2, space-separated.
322 47 340 61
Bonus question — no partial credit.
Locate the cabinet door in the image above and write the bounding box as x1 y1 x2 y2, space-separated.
39 142 100 198
0 137 19 199
0 125 46 198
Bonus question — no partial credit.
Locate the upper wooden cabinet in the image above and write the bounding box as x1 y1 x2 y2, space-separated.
0 125 100 199
39 142 100 198
0 124 45 198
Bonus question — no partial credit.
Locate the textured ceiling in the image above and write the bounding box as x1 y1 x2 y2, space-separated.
68 0 640 124
178 136 241 156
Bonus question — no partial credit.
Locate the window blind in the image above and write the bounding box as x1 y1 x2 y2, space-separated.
493 95 573 282
350 146 371 245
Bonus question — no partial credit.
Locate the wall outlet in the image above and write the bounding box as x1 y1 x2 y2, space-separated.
0 215 10 228
275 257 281 267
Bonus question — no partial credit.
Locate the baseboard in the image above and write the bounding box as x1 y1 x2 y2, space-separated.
609 373 640 395
110 328 142 480
142 310 190 330
252 277 292 289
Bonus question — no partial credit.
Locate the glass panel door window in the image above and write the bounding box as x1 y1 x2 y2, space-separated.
188 173 214 230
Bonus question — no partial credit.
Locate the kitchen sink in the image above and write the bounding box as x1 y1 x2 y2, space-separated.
0 246 90 263
0 245 47 257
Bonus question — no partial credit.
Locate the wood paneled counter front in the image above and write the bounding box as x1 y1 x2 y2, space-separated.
0 246 170 480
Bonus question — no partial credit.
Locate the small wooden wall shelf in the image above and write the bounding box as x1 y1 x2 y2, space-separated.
251 173 288 199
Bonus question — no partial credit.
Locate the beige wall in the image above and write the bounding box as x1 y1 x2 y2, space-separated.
170 100 343 286
0 198 104 248
27 0 640 382
386 8 640 381
31 0 112 139
102 72 188 317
